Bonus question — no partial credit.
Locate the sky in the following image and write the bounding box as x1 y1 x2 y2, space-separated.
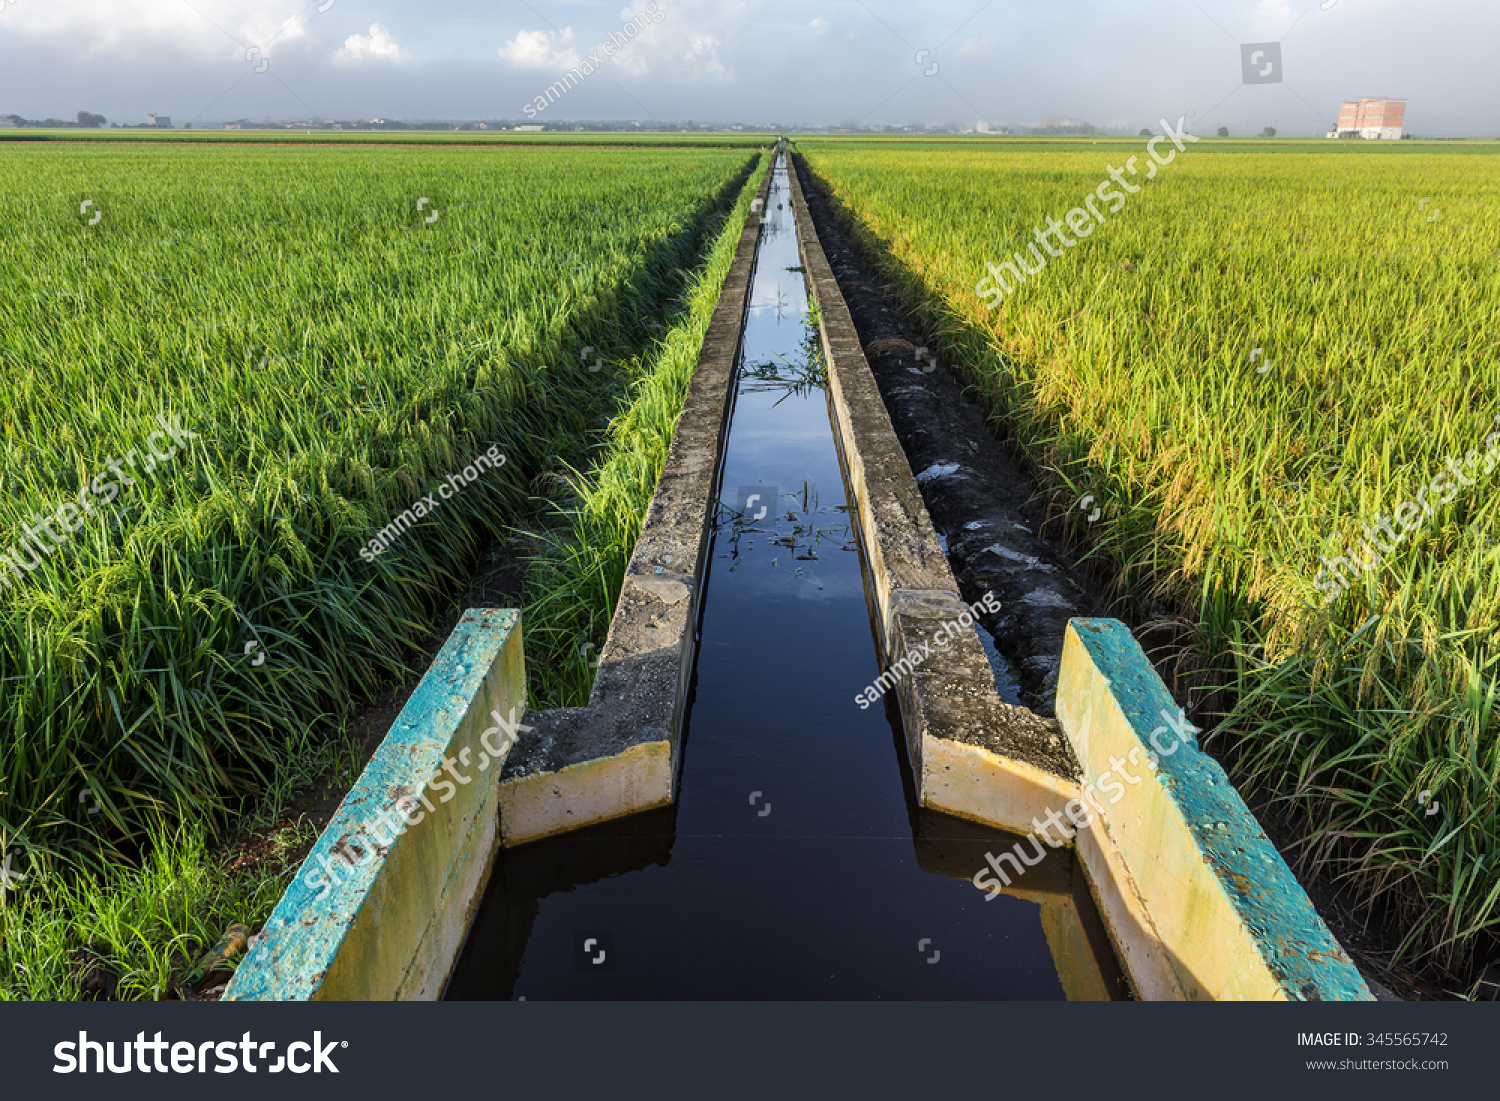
0 0 1495 135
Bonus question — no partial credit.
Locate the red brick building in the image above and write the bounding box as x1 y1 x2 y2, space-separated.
1328 98 1406 140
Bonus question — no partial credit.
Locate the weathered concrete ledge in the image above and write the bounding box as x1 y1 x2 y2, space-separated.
1057 618 1373 1001
789 155 1102 713
498 151 777 847
225 609 525 1001
785 151 1080 837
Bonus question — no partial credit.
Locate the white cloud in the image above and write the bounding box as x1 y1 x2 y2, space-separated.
334 24 408 64
613 26 732 82
498 28 581 70
677 34 731 81
0 0 315 60
810 17 829 31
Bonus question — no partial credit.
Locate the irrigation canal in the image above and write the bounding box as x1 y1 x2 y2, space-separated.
445 154 1127 999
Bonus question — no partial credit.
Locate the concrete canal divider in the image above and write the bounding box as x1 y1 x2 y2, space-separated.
495 149 778 847
784 151 1083 839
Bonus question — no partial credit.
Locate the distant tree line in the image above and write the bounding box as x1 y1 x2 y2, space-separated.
1 111 107 127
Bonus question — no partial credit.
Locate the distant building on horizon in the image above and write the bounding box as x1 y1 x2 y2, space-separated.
146 113 172 128
1328 98 1405 139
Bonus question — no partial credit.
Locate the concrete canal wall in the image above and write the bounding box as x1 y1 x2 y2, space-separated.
225 610 524 1001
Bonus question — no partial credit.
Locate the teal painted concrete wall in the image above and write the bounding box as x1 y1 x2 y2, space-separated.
1063 618 1372 1000
226 609 525 1001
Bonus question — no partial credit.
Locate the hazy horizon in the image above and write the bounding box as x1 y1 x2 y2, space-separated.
0 0 1495 136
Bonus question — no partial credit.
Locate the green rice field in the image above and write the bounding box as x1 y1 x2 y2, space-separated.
4 127 1496 998
0 141 763 869
800 136 1500 975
